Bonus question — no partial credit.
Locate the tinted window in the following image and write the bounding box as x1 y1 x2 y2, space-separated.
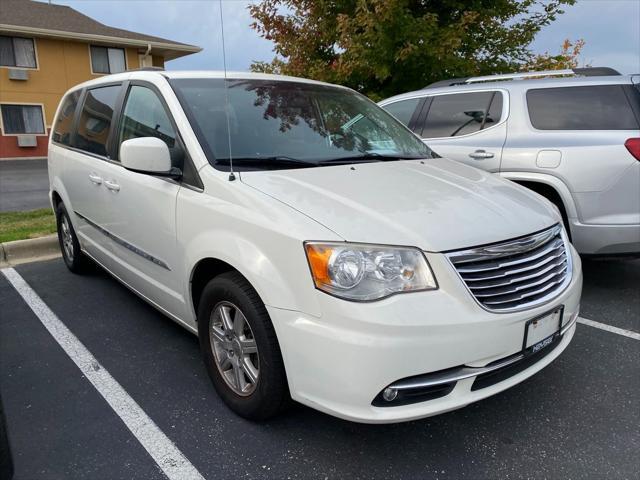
421 92 499 138
75 85 121 157
486 93 503 129
170 78 434 170
52 91 80 145
1 104 45 134
527 85 639 130
625 85 640 122
383 98 421 126
118 86 177 159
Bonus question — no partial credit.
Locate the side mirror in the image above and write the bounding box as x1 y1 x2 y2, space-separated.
120 137 181 178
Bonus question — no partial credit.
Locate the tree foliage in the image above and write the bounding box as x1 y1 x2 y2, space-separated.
249 0 575 100
522 38 589 71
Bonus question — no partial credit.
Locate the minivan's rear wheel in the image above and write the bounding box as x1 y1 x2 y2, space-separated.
197 272 289 420
55 202 90 273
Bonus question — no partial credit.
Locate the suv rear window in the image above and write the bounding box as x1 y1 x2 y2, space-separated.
527 85 639 130
421 91 502 138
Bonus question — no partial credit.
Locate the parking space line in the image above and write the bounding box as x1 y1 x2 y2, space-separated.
1 267 205 480
578 317 640 341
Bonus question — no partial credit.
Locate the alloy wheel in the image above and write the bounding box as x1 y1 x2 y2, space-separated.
60 215 74 262
209 301 260 396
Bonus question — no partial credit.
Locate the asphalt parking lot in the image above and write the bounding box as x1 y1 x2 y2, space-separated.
0 159 50 212
0 256 638 479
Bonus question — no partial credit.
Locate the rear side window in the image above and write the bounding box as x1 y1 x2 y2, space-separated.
74 85 121 157
52 91 80 145
383 98 422 127
527 85 639 130
421 92 502 138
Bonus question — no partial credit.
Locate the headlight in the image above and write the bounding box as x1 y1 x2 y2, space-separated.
304 242 437 301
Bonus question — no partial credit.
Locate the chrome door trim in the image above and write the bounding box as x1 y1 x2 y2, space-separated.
74 211 171 271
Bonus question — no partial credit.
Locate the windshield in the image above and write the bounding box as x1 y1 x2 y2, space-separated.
169 78 436 170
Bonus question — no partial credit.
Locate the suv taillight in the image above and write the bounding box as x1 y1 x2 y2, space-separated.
625 138 640 161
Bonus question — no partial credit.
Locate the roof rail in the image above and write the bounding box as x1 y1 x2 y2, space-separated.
128 67 165 72
423 67 621 89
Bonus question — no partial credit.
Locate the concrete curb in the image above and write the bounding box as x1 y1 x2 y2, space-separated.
0 234 61 267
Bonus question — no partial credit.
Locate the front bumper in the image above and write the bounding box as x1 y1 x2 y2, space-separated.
268 246 583 423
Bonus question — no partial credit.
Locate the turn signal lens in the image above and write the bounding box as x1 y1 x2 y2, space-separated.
304 242 437 301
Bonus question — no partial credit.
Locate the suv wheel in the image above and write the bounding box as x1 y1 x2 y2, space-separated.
197 271 289 420
55 202 91 273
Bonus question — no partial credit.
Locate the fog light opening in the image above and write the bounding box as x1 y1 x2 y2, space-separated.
382 387 398 402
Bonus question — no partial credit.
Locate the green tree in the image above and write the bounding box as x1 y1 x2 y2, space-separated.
249 0 575 100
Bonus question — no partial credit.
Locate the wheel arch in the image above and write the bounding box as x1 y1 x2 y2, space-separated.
190 257 239 321
51 190 63 208
500 172 577 239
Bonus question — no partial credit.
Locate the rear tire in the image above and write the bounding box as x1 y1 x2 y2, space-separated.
55 202 91 273
197 271 289 420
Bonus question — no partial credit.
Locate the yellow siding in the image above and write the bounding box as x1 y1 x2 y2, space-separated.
152 55 165 68
0 37 142 126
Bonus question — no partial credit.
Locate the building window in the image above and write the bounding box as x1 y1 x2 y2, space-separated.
1 104 45 134
90 46 126 74
0 35 37 68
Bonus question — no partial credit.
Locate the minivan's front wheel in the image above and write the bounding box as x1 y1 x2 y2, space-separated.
197 272 289 420
55 202 90 273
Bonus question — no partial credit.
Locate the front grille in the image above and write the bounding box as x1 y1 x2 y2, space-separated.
446 224 572 312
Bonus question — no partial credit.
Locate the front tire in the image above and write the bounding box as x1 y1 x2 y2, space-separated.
197 272 289 420
55 202 90 273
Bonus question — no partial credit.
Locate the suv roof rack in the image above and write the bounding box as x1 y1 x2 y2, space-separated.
128 66 165 72
423 67 621 89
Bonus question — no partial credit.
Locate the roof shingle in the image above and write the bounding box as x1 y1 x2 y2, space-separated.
0 0 199 51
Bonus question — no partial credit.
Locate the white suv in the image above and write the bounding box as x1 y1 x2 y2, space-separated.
49 70 582 423
379 68 640 256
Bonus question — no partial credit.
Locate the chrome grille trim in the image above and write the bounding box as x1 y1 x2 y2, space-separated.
446 224 572 312
455 238 564 273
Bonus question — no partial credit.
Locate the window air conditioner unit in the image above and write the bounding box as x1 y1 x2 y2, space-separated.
17 135 37 147
8 69 29 81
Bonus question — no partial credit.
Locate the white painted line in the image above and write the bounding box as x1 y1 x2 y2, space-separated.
578 316 640 341
1 267 205 480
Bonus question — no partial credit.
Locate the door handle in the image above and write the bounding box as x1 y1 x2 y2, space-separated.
104 180 120 192
469 150 495 159
88 173 103 185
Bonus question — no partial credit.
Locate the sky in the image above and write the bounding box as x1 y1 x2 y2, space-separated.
46 0 640 74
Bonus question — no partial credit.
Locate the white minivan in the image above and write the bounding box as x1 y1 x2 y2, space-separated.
48 70 582 423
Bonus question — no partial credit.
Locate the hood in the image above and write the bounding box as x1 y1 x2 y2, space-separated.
240 158 559 252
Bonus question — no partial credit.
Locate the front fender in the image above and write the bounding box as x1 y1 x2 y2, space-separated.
183 228 324 321
176 178 343 323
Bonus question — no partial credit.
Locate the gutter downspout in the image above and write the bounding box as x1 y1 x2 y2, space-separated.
143 43 152 66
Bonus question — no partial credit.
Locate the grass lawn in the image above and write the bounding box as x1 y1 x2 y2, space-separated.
0 208 57 243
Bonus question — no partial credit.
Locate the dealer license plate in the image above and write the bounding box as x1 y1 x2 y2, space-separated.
524 307 563 353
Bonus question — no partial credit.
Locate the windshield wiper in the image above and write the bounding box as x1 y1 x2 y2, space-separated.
317 153 424 165
214 156 316 169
